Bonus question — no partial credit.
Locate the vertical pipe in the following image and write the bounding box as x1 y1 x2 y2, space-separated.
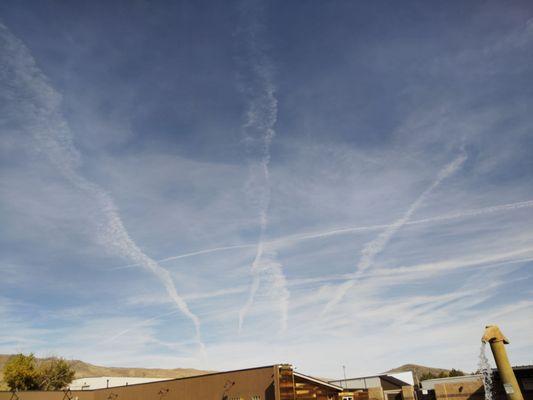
488 340 523 400
482 325 524 400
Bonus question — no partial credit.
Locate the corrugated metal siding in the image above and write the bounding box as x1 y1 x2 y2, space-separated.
331 377 382 390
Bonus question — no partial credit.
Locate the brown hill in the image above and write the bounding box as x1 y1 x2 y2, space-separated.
0 354 212 390
387 364 453 384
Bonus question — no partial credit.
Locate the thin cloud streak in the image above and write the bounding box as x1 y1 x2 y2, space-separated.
278 199 533 244
110 244 255 271
99 309 182 345
237 1 289 334
0 23 206 357
322 152 468 314
124 250 533 306
114 199 533 270
289 249 533 288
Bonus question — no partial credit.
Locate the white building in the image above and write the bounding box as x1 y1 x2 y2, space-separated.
68 376 171 390
329 371 414 389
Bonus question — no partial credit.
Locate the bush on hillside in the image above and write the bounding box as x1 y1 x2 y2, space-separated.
3 354 75 391
419 368 466 382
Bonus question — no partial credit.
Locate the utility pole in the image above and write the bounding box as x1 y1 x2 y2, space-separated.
343 365 348 389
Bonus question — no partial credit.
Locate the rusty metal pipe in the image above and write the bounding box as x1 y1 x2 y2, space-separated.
482 325 523 400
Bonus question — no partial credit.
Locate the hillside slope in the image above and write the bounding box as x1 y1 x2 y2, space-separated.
387 364 453 383
0 354 212 390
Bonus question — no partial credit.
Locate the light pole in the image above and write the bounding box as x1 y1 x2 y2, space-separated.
343 365 347 389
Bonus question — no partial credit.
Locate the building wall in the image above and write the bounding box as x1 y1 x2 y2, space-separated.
401 385 415 400
332 378 383 390
368 387 385 400
0 365 342 400
0 366 277 400
0 391 95 400
278 365 295 400
434 381 486 400
339 391 369 400
421 376 483 391
293 375 339 400
331 376 408 391
427 368 533 400
381 378 403 391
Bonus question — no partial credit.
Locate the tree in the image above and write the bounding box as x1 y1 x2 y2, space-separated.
3 354 41 391
448 369 465 377
418 368 466 384
3 354 76 391
39 358 76 390
419 372 438 382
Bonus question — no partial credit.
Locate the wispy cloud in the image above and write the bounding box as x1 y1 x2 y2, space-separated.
289 247 533 289
110 243 255 271
0 23 205 357
323 152 468 314
236 0 289 333
99 309 183 345
277 199 533 245
113 198 533 270
2 0 532 376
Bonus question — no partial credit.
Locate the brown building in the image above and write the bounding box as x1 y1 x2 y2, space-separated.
0 364 342 400
419 366 533 400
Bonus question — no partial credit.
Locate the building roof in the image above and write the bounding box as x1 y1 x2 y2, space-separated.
420 375 482 390
69 376 172 390
330 373 411 386
294 372 343 390
508 365 533 371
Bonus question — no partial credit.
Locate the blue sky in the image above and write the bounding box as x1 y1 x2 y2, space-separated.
1 0 532 378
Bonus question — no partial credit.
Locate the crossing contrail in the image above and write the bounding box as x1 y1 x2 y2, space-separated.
0 23 206 357
236 0 289 334
100 309 183 345
114 199 533 270
110 243 256 270
322 152 468 314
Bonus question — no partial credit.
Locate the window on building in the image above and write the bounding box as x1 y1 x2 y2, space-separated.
251 396 261 400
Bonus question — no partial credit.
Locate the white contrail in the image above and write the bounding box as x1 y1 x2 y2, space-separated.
111 243 256 270
322 152 468 314
236 1 289 333
238 241 265 333
408 199 533 226
273 199 533 244
113 199 533 270
287 249 533 288
0 23 206 356
100 309 183 345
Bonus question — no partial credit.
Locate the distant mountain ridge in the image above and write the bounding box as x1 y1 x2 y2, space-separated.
0 354 212 390
387 364 454 384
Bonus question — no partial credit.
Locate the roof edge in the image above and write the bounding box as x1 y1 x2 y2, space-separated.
294 371 343 391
